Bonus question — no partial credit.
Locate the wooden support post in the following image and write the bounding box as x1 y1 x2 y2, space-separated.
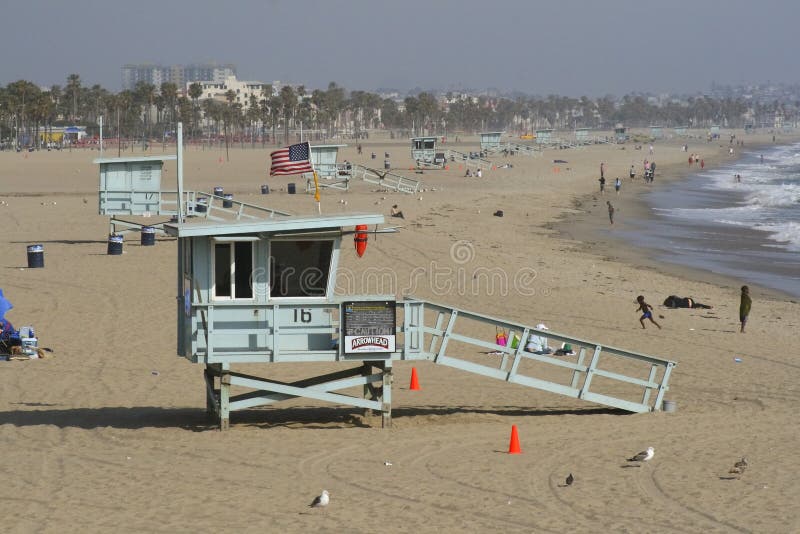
571 348 587 389
220 365 230 431
641 364 659 407
362 361 373 417
381 360 393 428
204 365 216 416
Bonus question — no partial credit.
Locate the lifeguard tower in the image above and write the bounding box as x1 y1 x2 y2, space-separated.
649 125 664 140
614 125 627 143
160 124 678 430
96 154 179 235
710 125 721 138
169 219 678 430
574 128 591 145
479 132 504 151
304 144 351 192
411 136 444 167
96 136 290 237
535 129 554 146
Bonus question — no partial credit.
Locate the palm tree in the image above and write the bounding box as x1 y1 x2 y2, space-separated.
279 85 297 145
66 74 81 123
188 82 203 140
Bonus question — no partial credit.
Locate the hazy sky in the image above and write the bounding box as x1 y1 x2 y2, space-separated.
2 0 799 96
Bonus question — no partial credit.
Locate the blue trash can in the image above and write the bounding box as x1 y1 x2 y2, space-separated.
287 183 296 194
141 226 155 246
261 184 270 194
107 234 124 255
26 244 44 268
223 194 233 208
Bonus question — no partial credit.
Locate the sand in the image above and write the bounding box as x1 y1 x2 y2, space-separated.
1 131 798 533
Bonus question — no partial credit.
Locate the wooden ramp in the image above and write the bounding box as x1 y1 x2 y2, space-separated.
403 298 675 414
445 149 491 169
350 164 422 194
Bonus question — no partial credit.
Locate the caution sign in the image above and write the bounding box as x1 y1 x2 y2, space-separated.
343 301 396 353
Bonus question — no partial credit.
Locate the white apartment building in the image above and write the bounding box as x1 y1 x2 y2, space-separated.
188 76 271 110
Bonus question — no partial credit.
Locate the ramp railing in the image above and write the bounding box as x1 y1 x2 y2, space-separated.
401 298 676 413
351 164 422 194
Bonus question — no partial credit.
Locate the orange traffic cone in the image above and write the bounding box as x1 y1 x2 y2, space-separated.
508 425 522 454
410 367 421 390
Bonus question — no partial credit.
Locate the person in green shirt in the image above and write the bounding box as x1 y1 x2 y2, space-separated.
739 285 752 333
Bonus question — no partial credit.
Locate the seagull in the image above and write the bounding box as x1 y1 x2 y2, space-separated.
309 490 330 508
729 457 748 476
627 446 655 463
565 473 574 486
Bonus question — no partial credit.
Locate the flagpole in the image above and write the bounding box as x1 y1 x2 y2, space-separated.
312 168 321 214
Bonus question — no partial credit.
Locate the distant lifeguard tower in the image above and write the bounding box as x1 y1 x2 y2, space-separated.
614 125 627 143
649 126 664 139
710 125 721 138
535 129 554 145
305 144 351 192
411 136 444 167
96 154 180 234
574 128 591 145
479 132 504 151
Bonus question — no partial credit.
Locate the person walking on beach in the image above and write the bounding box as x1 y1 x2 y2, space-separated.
636 296 661 329
607 201 615 224
700 159 705 169
600 162 605 180
739 285 751 333
598 176 606 194
629 165 635 180
615 177 621 194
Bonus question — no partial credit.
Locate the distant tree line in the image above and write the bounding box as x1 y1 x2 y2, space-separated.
0 74 795 149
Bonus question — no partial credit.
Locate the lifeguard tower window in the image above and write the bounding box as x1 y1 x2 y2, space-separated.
269 240 334 298
413 139 435 150
213 242 254 299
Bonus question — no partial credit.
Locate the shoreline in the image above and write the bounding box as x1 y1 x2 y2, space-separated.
553 137 800 304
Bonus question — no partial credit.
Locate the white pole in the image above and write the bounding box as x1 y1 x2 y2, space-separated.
99 116 103 156
300 121 303 143
177 122 185 224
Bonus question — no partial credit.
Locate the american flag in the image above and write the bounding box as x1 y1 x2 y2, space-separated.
270 142 314 176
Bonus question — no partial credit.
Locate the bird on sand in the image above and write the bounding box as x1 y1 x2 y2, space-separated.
627 446 655 463
729 457 748 476
565 473 574 486
309 490 330 508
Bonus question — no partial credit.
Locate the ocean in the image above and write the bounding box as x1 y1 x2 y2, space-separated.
621 141 800 298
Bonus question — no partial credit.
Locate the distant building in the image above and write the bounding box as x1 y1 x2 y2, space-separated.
121 63 237 91
187 76 267 111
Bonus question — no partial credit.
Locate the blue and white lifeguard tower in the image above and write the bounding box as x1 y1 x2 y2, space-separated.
574 128 591 145
649 125 664 139
305 144 351 192
479 132 504 151
411 136 444 166
535 129 554 145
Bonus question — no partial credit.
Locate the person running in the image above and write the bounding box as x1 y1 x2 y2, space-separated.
636 295 661 329
739 285 751 333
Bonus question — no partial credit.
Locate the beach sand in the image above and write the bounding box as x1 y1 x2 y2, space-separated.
1 132 798 532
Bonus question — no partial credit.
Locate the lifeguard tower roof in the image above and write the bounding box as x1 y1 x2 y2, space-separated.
164 212 384 238
94 155 177 165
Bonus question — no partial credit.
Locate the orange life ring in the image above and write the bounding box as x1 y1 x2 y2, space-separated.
354 224 368 257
